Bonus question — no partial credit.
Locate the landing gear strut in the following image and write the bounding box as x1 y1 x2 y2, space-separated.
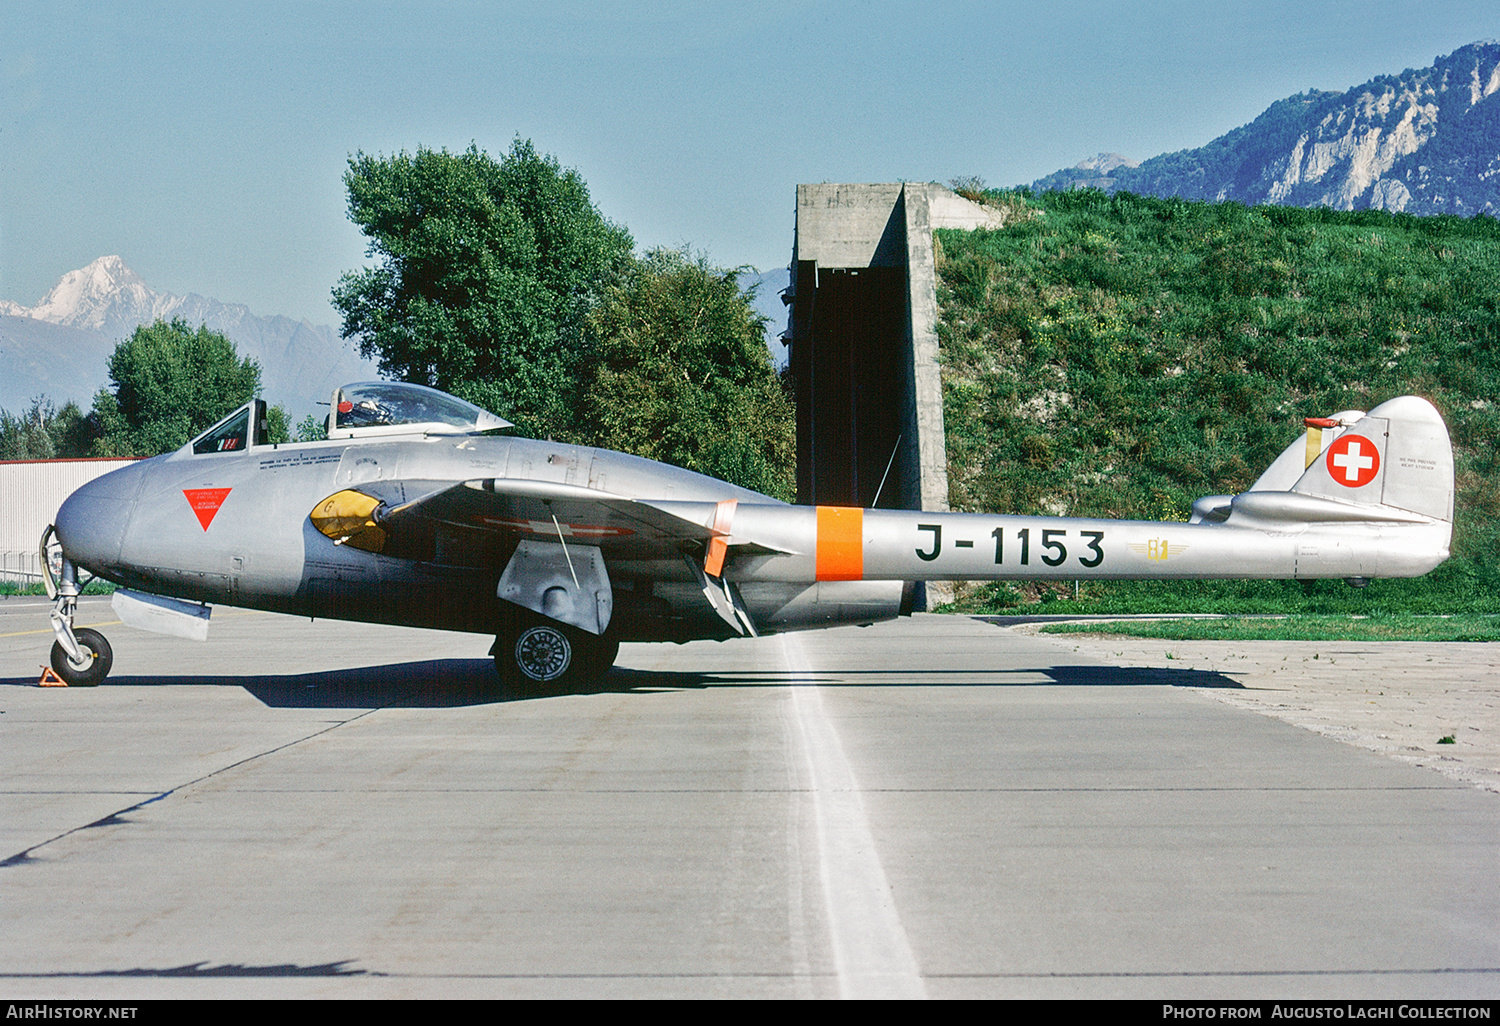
41 527 113 687
492 614 617 692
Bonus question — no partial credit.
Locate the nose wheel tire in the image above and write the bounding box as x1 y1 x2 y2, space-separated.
50 628 113 687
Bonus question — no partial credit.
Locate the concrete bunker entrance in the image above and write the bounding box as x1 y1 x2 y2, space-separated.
786 183 1008 606
800 265 907 508
788 182 1005 514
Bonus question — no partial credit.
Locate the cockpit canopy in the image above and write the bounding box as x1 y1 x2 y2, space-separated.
184 383 512 456
191 399 268 454
328 382 512 439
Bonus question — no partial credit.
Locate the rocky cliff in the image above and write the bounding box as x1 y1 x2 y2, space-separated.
1031 41 1500 216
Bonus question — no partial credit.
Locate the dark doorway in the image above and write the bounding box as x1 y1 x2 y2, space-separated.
794 265 907 507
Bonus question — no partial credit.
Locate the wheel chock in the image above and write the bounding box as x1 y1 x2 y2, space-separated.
38 666 67 687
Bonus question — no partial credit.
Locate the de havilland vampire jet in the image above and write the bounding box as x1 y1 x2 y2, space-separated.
39 381 1455 688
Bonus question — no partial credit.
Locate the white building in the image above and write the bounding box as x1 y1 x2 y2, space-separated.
0 459 140 584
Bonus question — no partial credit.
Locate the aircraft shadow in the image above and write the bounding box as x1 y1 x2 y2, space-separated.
0 960 372 978
610 664 1244 691
1 660 1242 707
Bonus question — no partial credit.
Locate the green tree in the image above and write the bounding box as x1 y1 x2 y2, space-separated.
264 406 290 445
0 397 93 460
90 319 267 456
333 139 634 437
577 249 795 500
294 413 328 442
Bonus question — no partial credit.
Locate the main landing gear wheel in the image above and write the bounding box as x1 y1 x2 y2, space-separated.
50 627 113 687
493 620 617 692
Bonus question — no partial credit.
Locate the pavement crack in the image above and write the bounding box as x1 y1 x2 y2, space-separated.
1 707 385 868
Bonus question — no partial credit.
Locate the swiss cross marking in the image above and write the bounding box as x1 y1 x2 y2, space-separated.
1325 434 1380 487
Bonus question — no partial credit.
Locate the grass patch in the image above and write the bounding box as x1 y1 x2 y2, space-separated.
1038 614 1500 642
941 565 1500 617
0 579 115 597
935 189 1500 616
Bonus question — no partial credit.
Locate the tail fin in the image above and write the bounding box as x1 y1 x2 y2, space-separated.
1212 396 1454 533
1290 396 1454 522
1248 408 1367 494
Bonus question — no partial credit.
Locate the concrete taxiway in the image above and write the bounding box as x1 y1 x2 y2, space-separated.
2 598 1498 998
1026 626 1500 794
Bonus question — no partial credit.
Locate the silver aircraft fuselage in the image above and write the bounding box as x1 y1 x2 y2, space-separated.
43 384 1455 686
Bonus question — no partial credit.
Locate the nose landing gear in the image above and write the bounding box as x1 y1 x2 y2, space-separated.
40 526 114 687
50 627 113 687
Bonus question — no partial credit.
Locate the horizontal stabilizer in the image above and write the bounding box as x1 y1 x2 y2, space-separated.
1229 490 1431 524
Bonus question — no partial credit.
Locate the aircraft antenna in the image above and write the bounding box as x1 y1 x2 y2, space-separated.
551 511 581 589
871 435 902 509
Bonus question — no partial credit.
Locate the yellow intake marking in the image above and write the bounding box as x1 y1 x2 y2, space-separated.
310 489 387 553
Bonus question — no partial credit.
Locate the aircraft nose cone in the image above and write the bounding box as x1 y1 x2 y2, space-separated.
54 463 144 574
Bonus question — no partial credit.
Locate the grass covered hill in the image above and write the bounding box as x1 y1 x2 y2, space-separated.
934 189 1500 614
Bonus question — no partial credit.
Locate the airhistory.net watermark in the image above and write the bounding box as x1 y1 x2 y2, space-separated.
6 1007 137 1020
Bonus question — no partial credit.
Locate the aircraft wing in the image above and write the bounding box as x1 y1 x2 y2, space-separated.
309 477 788 562
394 479 718 551
308 478 795 639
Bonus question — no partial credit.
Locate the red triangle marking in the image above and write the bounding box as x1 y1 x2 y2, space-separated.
183 487 233 530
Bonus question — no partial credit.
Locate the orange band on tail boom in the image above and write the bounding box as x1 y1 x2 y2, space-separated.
815 506 864 581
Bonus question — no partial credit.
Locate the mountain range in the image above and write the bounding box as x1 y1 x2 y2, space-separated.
1 257 790 420
0 256 376 418
1030 40 1500 216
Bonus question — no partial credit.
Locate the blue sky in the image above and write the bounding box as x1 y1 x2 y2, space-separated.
2 1 1494 328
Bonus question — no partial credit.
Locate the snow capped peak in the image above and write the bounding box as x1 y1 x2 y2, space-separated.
0 256 376 417
81 255 143 286
18 255 178 334
1075 153 1138 174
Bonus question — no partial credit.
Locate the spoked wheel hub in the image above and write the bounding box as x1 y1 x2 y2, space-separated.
514 624 572 682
